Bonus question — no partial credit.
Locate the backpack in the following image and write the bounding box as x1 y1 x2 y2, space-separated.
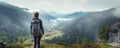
31 18 43 36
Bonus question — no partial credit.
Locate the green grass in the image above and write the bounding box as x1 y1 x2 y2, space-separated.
1 42 120 48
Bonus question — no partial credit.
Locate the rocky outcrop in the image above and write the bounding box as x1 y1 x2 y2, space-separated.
109 23 120 46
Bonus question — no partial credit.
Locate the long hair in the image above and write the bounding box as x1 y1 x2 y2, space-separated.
33 12 39 19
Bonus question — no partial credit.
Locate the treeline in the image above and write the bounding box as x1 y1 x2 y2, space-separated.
97 26 110 42
0 30 29 43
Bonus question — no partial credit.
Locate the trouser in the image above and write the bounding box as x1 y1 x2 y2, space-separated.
34 35 41 48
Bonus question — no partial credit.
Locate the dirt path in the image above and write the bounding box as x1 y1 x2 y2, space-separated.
25 44 33 48
25 44 44 48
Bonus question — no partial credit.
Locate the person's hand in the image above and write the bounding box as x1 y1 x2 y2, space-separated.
41 34 44 38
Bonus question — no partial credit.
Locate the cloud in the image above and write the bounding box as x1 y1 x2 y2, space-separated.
25 0 52 12
114 6 120 17
50 18 73 22
57 18 73 21
40 0 120 13
1 0 120 13
0 0 51 12
50 18 72 26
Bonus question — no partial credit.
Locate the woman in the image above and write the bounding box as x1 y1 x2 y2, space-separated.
30 12 44 48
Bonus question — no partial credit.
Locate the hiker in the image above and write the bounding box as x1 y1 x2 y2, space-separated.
30 12 44 48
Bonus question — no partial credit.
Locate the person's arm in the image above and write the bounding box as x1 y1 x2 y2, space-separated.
40 20 44 35
30 22 32 34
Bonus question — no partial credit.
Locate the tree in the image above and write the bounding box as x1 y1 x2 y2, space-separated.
75 36 81 45
18 35 24 44
81 37 88 48
98 26 110 42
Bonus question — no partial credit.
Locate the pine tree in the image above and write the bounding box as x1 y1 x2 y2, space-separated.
98 26 110 42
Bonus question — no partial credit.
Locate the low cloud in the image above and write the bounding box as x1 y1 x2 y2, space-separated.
1 0 120 13
114 7 120 17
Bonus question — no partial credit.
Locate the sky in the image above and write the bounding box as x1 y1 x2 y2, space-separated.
0 0 120 13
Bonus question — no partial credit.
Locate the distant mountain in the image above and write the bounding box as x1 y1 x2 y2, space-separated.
40 11 87 31
39 11 57 31
63 12 86 18
0 2 31 43
39 11 85 31
44 7 120 44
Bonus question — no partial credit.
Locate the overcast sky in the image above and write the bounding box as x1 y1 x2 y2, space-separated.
0 0 120 13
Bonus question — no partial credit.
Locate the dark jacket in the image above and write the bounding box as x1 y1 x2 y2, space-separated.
30 18 44 35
